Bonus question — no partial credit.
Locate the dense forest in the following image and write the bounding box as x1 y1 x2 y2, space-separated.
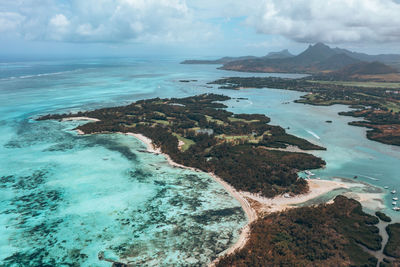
38 94 325 197
384 223 400 259
211 77 400 146
217 196 394 267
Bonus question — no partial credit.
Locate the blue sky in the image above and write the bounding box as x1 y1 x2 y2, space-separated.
2 0 400 59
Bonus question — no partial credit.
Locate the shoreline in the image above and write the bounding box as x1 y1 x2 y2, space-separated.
72 126 387 265
62 116 100 122
123 132 374 265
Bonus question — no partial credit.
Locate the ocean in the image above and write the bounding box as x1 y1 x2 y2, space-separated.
0 58 399 266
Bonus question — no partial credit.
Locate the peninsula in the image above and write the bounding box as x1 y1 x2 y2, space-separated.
38 94 325 198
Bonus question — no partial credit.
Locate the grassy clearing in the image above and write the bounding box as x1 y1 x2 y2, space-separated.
228 117 259 123
216 133 268 144
205 115 225 125
152 119 170 125
309 80 400 89
172 133 195 152
383 102 400 113
154 111 166 117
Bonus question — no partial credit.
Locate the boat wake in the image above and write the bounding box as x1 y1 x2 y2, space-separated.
358 174 380 181
306 130 320 140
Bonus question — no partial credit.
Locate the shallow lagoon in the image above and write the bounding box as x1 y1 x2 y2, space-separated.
0 58 399 265
0 119 245 266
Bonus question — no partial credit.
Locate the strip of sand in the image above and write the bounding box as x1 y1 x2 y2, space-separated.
62 116 100 122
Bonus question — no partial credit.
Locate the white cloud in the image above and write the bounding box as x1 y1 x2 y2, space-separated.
247 0 400 44
50 14 70 28
187 0 261 19
0 12 25 33
3 0 400 47
0 0 217 43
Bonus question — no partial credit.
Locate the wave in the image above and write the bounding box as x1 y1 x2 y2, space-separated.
0 69 83 81
306 130 320 140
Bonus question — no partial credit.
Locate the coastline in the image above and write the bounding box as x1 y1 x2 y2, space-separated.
72 126 387 265
64 117 100 135
62 116 100 122
122 132 372 265
124 133 257 264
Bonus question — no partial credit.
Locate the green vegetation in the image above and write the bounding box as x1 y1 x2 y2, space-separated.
375 211 392 222
38 94 325 198
384 223 400 258
172 133 195 152
310 80 400 89
211 77 400 146
217 196 381 267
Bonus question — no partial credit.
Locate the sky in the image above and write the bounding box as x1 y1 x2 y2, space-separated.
2 0 400 59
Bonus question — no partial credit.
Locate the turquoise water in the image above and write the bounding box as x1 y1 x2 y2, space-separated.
0 58 399 265
223 89 400 218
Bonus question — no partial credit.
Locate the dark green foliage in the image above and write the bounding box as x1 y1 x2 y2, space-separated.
376 211 392 222
38 94 325 198
384 223 400 258
217 196 380 267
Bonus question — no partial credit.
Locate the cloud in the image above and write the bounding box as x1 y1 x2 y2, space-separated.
0 0 216 43
247 0 400 44
187 0 262 19
0 12 25 33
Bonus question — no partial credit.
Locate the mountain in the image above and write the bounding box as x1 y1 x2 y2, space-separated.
181 56 257 65
315 53 361 70
333 47 400 65
315 61 399 81
294 43 337 64
182 43 400 75
181 49 293 65
341 61 398 75
261 49 294 59
221 43 361 73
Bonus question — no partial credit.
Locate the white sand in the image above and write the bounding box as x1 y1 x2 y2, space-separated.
242 179 354 213
62 116 100 122
75 129 85 135
262 145 309 153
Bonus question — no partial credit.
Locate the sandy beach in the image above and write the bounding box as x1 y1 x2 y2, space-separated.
62 116 100 122
124 133 380 266
62 117 99 135
75 130 385 265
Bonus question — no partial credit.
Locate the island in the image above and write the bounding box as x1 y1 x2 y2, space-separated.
210 77 400 146
37 94 400 266
38 94 325 198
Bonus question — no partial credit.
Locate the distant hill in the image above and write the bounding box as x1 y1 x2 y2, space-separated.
181 56 257 65
315 61 399 81
340 61 398 75
333 47 400 65
261 49 294 59
221 43 362 73
181 49 294 65
183 43 400 75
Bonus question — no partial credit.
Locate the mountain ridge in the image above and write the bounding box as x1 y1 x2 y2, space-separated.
183 43 400 75
181 49 294 65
